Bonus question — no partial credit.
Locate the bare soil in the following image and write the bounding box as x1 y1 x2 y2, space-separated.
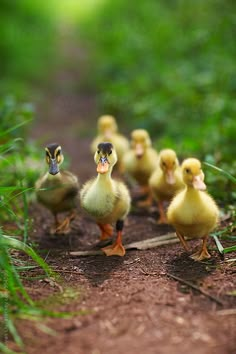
10 28 236 354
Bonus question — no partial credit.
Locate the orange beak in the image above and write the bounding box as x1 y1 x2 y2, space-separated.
104 129 112 139
97 157 110 174
135 143 144 158
166 170 175 185
193 175 206 190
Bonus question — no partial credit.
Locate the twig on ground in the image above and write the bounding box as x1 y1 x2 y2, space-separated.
70 233 178 257
166 272 224 306
139 267 158 276
217 309 236 315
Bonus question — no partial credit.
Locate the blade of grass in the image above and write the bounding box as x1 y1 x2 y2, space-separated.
20 181 29 244
0 342 18 354
0 120 32 138
5 316 24 349
223 245 236 254
204 162 236 184
0 235 54 279
212 234 224 254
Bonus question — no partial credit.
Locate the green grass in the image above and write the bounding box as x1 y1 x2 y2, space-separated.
0 0 58 97
76 0 236 203
77 2 235 174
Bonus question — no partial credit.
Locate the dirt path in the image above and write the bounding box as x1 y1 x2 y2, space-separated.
18 27 236 354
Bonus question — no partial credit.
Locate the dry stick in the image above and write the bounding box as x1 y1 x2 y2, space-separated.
166 273 224 306
70 233 178 256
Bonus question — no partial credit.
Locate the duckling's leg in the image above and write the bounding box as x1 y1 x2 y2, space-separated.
176 231 189 252
55 210 76 234
190 236 211 261
102 220 125 256
137 186 153 207
50 214 60 234
97 223 113 240
157 201 167 224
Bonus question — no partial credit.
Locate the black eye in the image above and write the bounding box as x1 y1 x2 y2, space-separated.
56 150 61 157
97 150 100 154
162 161 166 166
108 150 112 155
185 168 190 173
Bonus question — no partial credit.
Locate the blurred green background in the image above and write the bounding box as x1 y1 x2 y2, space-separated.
0 0 235 203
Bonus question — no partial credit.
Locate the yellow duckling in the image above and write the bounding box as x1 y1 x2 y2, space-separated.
35 143 79 234
91 115 129 173
149 149 184 223
80 142 131 256
123 129 158 205
167 158 219 261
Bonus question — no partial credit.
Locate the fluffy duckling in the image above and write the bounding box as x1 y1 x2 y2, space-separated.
149 149 184 223
91 115 129 174
123 129 158 205
167 158 219 261
80 142 131 256
35 143 79 234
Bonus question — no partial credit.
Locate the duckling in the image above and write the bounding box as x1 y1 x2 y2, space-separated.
91 115 129 174
167 158 219 261
123 129 158 206
149 149 184 223
80 142 131 256
35 143 79 234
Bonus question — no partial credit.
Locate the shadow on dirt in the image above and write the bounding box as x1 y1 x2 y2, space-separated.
73 254 125 287
165 251 217 283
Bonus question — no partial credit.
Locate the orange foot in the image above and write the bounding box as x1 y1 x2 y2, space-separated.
190 248 211 261
55 217 72 234
102 242 126 257
98 223 113 241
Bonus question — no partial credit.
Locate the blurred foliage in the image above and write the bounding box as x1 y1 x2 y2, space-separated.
0 0 57 96
78 0 236 158
0 97 41 227
77 0 236 203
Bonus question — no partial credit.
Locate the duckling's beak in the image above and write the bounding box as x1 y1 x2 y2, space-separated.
166 170 176 185
104 129 112 139
135 144 144 158
97 156 110 174
49 158 59 175
193 175 206 190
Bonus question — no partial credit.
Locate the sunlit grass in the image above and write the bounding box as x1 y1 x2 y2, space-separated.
55 0 106 24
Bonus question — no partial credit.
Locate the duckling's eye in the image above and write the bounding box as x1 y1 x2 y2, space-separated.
97 150 100 154
108 150 112 155
162 161 166 166
45 152 50 163
185 168 190 173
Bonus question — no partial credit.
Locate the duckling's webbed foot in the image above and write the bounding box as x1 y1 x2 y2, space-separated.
98 223 113 240
54 211 76 235
102 220 126 256
190 236 211 261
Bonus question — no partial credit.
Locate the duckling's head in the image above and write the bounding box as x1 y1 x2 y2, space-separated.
159 149 179 184
131 129 152 158
94 142 117 174
98 115 118 139
181 158 206 190
45 143 64 175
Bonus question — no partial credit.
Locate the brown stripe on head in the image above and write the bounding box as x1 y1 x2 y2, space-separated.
97 142 113 155
45 143 62 159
